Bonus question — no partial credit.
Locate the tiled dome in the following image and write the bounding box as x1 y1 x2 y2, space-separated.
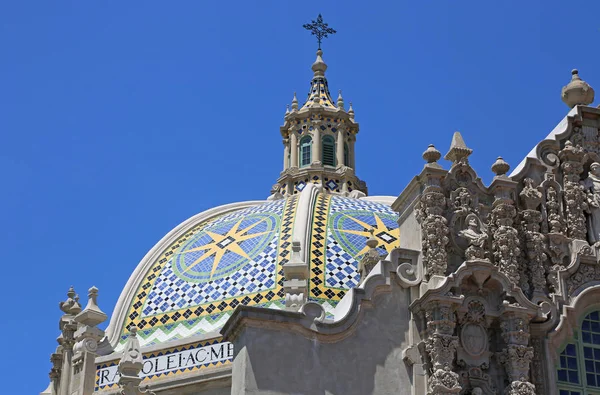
113 193 399 350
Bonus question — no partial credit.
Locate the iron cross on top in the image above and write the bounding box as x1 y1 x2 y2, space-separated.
303 14 337 50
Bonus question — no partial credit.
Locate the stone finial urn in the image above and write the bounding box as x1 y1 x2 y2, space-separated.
562 69 594 108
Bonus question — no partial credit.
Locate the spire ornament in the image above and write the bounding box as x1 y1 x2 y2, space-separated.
337 90 345 110
445 131 472 164
303 14 336 50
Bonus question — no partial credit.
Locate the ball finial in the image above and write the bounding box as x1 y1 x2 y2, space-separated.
422 144 441 164
491 156 510 176
562 68 594 108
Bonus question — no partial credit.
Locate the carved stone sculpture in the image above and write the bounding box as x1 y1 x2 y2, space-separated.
583 162 600 245
416 177 449 277
424 302 462 394
500 313 536 395
559 141 587 240
491 202 521 286
458 300 490 368
519 179 547 296
546 185 565 234
458 214 488 261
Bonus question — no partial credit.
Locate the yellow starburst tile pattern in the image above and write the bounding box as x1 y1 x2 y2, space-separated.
119 196 299 348
308 194 400 305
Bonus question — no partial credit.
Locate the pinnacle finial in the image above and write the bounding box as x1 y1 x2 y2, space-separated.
285 104 290 114
312 49 328 77
422 144 441 165
562 68 595 108
117 326 148 394
75 285 107 327
291 92 298 111
491 156 510 176
444 131 473 164
366 228 379 249
59 286 82 315
348 102 355 119
337 90 345 110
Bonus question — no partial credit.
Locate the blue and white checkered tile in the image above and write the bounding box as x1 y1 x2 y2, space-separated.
209 199 285 227
141 235 279 317
329 195 395 215
325 236 361 289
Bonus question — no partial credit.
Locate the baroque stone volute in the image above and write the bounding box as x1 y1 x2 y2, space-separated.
561 69 595 108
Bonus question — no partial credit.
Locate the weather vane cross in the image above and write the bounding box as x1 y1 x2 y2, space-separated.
303 14 336 50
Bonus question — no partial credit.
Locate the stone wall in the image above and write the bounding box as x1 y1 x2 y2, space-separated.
226 273 415 395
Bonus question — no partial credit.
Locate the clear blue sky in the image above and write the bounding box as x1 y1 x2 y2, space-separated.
1 1 599 393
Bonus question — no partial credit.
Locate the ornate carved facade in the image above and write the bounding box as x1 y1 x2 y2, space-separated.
401 70 600 395
39 25 600 395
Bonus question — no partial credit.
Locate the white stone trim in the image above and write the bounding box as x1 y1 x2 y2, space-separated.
510 106 578 177
105 200 268 348
292 183 324 263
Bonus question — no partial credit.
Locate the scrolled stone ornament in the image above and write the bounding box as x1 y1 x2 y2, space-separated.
396 261 421 287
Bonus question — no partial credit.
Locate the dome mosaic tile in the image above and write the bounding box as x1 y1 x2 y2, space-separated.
118 193 400 349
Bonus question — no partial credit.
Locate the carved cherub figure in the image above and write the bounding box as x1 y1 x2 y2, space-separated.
459 214 488 261
451 187 473 214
